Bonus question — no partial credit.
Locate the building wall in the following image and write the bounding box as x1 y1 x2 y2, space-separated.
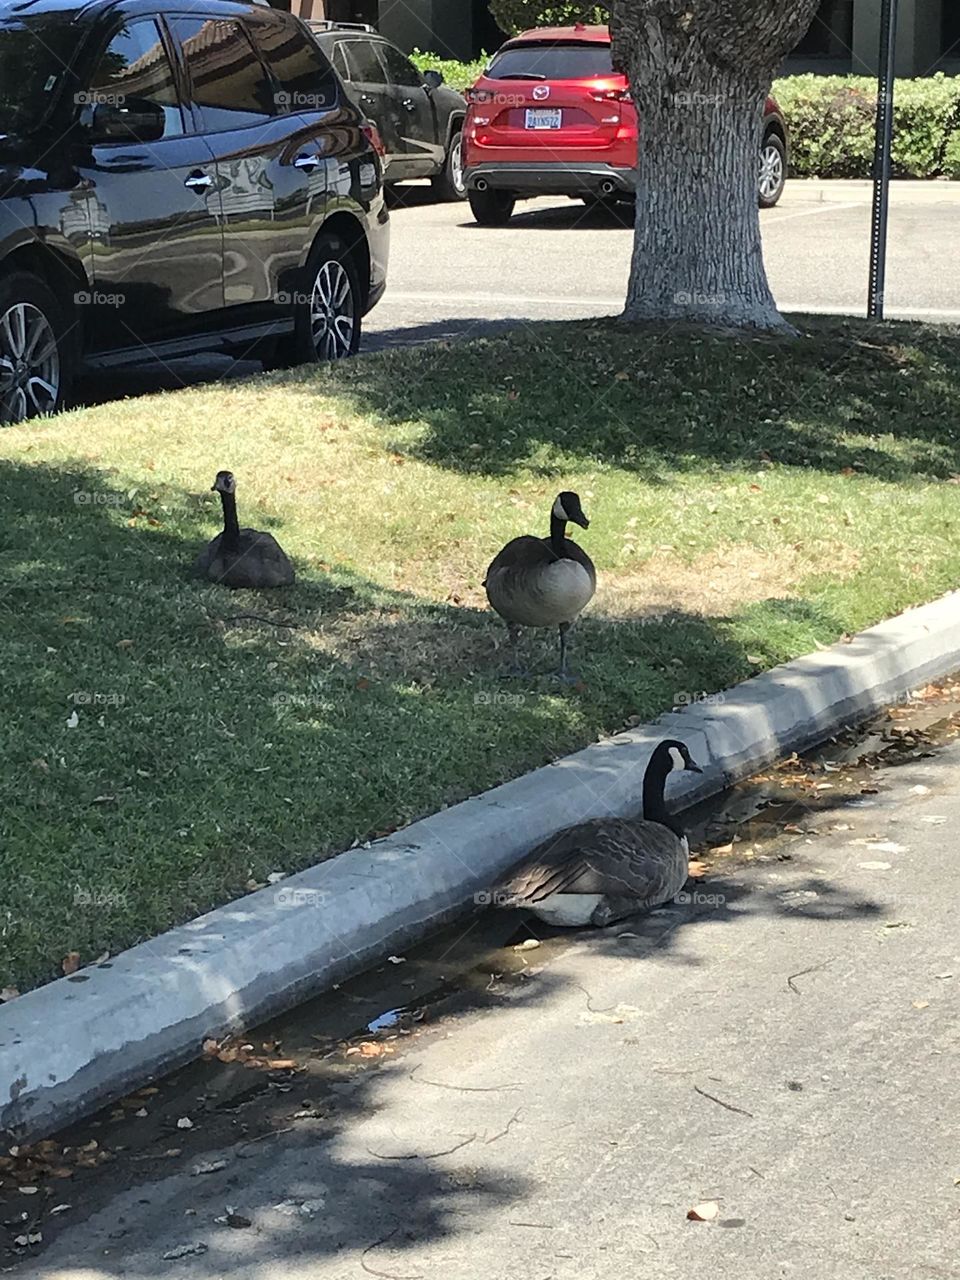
285 0 957 75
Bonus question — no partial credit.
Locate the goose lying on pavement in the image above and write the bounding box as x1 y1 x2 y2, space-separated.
498 739 702 927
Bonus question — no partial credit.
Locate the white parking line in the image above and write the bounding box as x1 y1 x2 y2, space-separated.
763 201 863 224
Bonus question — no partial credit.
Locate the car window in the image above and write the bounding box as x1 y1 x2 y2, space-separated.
247 17 338 113
342 38 387 86
86 19 184 138
332 43 349 80
168 16 278 130
487 42 614 80
378 42 422 88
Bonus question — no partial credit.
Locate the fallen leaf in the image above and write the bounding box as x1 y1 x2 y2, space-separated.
687 860 707 878
858 861 891 871
192 1160 226 1175
912 1000 930 1010
176 1117 194 1130
162 1243 208 1260
61 952 81 976
358 1042 383 1058
19 1186 38 1195
116 639 134 648
387 955 406 965
746 654 763 665
265 1059 298 1071
50 1204 71 1215
0 986 19 1002
65 710 79 729
201 1038 220 1056
710 842 734 856
688 1201 719 1221
513 938 541 951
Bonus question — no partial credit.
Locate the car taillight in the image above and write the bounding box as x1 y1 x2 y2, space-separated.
590 88 632 103
361 121 386 158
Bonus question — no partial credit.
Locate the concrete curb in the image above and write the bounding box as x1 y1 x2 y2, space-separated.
4 592 960 1142
784 178 960 205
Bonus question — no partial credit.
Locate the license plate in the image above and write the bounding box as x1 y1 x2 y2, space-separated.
525 108 562 130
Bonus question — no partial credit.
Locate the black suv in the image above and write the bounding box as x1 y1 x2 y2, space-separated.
0 0 389 423
308 22 466 200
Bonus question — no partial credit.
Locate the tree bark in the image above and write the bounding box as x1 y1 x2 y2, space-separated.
609 0 820 332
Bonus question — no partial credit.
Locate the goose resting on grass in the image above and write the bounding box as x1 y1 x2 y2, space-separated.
195 470 295 589
498 739 702 927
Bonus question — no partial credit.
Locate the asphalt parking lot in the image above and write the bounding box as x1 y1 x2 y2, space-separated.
83 179 959 403
365 178 960 351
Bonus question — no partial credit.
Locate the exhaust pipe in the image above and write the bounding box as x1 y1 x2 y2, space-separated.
475 178 489 191
600 179 616 196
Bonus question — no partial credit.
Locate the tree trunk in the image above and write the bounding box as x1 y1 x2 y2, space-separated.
609 0 820 333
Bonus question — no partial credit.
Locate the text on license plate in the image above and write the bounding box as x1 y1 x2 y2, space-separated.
525 108 562 130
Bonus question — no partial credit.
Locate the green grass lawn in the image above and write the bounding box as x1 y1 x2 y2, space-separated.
3 315 960 993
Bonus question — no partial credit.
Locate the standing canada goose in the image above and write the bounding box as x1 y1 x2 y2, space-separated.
194 471 295 589
498 739 702 927
484 490 596 677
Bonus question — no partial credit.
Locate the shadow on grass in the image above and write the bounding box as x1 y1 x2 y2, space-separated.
317 316 960 482
0 459 795 995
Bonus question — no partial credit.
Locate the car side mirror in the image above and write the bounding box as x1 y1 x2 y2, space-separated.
423 69 444 89
86 97 166 143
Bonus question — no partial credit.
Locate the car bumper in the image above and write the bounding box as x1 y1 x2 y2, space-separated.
464 162 637 197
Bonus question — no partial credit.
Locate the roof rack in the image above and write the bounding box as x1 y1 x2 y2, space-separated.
309 20 378 32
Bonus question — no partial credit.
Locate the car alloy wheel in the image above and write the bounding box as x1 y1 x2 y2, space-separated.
0 301 60 423
450 135 465 196
758 139 785 204
309 259 356 360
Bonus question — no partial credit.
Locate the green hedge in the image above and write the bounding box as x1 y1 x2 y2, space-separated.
775 73 960 178
407 57 960 178
410 49 489 91
488 1 607 34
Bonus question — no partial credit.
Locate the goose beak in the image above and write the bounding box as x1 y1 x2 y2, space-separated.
573 513 589 529
687 760 703 774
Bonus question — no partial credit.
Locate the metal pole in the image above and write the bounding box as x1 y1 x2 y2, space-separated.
867 0 899 320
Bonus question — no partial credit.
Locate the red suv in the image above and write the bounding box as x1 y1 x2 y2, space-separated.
463 24 788 225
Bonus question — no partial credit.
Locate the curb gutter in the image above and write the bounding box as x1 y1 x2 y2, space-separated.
3 591 960 1141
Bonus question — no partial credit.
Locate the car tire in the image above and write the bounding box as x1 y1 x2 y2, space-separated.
432 130 466 201
468 188 516 226
758 133 786 208
0 271 73 425
268 233 361 369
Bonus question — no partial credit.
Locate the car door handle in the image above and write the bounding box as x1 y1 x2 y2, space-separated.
184 171 213 191
293 153 321 172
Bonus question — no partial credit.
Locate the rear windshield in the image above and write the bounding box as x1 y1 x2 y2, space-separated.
0 17 77 133
486 41 614 81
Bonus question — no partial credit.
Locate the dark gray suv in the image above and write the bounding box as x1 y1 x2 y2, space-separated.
0 0 389 423
309 21 466 200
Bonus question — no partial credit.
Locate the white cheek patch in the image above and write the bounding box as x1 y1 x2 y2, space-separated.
668 746 685 772
552 496 569 521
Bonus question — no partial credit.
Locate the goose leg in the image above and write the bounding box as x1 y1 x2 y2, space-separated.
556 621 579 682
505 624 528 677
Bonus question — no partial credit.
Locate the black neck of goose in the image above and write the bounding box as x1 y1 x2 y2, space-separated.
643 753 683 837
220 491 241 552
549 511 568 557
